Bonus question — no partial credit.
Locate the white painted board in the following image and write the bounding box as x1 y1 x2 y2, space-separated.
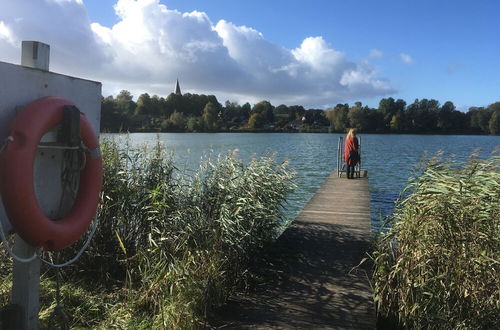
0 60 101 234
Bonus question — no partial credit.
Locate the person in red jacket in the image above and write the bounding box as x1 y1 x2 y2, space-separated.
343 128 360 179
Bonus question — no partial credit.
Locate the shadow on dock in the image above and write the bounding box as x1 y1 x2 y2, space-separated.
209 219 375 329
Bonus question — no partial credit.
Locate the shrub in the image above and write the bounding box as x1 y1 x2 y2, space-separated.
60 139 177 283
133 153 295 327
46 137 294 328
372 154 500 329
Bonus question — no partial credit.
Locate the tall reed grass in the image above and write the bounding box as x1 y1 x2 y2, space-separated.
32 138 295 328
372 153 499 329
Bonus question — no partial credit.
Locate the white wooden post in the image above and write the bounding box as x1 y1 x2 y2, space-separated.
11 236 40 329
0 41 101 329
21 41 50 71
10 41 51 330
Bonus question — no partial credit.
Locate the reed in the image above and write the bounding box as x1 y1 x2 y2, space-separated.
132 152 294 328
70 139 178 283
29 138 295 328
372 153 500 329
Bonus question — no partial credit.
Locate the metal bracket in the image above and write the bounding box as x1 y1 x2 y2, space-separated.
58 105 80 148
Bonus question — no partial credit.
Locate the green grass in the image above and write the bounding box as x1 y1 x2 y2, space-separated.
372 152 500 329
0 138 295 329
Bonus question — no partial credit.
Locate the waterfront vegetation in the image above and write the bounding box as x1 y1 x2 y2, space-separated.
0 139 295 328
372 152 500 329
101 90 500 135
0 136 498 329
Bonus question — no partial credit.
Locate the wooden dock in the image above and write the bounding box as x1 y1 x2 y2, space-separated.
212 172 375 329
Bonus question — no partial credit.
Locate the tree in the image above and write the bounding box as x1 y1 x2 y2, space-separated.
165 93 182 117
326 104 349 132
436 101 456 131
348 102 369 131
99 89 498 134
222 101 245 125
248 112 266 129
468 107 491 134
116 90 135 116
303 109 329 127
271 104 289 128
149 95 163 117
241 102 251 120
202 102 219 131
288 105 306 121
182 93 203 117
135 93 152 115
252 101 274 124
487 102 500 135
378 97 399 126
274 104 289 115
165 111 186 132
366 109 385 132
395 99 407 112
390 113 400 131
489 110 500 135
389 110 409 131
186 117 202 132
488 102 500 113
100 95 127 132
406 98 439 131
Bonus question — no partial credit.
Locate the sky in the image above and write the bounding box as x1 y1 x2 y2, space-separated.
0 0 498 110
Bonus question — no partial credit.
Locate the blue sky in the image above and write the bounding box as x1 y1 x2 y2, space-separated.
1 0 498 109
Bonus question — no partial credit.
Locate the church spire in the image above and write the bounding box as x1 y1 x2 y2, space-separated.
175 79 182 95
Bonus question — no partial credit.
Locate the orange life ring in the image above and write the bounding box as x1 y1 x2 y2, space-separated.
0 96 103 251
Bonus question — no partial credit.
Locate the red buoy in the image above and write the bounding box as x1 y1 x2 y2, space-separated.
0 96 102 251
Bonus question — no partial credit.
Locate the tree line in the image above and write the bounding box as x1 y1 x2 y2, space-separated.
100 90 500 135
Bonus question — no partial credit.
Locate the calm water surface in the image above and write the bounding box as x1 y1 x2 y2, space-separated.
104 133 499 231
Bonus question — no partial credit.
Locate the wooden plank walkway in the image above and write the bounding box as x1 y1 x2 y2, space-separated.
211 172 375 329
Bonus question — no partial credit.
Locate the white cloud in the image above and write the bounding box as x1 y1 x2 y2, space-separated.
0 0 395 107
340 63 393 98
0 21 15 45
292 37 345 74
52 0 83 4
0 0 110 73
400 53 413 64
369 49 383 58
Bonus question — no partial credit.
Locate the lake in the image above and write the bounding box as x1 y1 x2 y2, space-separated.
103 133 499 231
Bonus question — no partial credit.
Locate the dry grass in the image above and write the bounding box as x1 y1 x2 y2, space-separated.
0 138 294 328
372 153 500 329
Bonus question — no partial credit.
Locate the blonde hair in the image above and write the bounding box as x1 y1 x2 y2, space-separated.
346 128 357 138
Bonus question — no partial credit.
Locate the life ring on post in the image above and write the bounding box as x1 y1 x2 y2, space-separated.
0 96 103 251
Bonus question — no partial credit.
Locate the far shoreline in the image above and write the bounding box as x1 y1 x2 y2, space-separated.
101 129 495 136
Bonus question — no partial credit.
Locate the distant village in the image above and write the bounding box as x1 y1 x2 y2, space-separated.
101 80 500 135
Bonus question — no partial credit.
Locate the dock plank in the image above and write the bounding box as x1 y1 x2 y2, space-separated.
211 173 375 329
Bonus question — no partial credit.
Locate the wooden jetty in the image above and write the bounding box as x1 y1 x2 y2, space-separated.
212 171 375 329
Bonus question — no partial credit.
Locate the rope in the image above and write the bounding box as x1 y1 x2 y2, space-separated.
40 216 98 268
0 216 98 266
48 260 69 330
39 145 97 268
0 220 39 263
0 137 98 266
48 304 69 330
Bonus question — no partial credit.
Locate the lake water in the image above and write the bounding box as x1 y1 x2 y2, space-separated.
103 133 499 231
